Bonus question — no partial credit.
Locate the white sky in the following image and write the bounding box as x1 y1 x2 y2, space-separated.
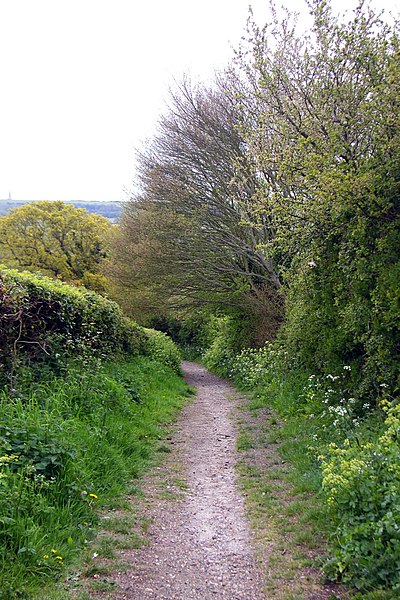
0 0 398 202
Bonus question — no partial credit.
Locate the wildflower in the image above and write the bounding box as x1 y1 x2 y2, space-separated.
0 454 19 465
89 493 98 499
92 552 98 559
51 549 57 554
43 555 49 559
327 374 338 381
55 556 63 561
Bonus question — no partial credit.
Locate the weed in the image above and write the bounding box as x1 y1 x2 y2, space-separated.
0 355 190 596
94 538 116 559
89 579 116 592
101 516 135 536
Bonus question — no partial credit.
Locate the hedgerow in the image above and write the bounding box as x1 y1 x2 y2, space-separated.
143 328 182 374
0 266 147 385
0 267 187 597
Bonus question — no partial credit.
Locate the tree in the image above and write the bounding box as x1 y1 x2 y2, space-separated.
230 0 399 255
0 201 112 291
230 0 400 396
109 80 283 339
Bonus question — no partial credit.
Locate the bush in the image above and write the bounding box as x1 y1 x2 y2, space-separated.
321 401 400 592
0 267 147 386
143 328 182 373
229 343 287 390
202 315 250 376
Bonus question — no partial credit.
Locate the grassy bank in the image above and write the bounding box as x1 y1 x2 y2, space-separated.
236 371 399 599
200 333 400 597
0 355 192 599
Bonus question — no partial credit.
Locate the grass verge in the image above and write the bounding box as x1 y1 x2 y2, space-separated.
0 355 192 599
235 390 351 600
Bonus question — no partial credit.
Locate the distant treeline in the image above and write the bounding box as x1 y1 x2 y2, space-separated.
0 200 123 221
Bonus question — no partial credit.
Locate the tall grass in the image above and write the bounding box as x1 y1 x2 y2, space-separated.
0 356 191 598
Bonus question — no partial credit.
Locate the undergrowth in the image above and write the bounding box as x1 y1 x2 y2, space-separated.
0 355 191 598
202 323 400 597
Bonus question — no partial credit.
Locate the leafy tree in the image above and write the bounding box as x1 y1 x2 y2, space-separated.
230 0 400 398
0 201 112 291
109 80 283 339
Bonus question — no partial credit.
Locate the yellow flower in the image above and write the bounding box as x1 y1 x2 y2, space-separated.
55 556 63 561
0 454 19 464
43 555 49 559
89 493 98 499
51 549 57 554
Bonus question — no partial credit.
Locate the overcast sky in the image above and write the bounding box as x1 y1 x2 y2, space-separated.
0 0 398 202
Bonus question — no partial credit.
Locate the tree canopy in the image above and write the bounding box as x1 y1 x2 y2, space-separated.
109 80 283 337
110 0 399 391
228 0 400 393
0 201 112 291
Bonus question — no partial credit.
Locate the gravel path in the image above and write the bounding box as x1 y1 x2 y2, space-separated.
113 361 265 599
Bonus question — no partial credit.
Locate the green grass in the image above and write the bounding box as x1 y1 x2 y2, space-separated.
0 355 191 598
232 373 352 599
227 351 400 597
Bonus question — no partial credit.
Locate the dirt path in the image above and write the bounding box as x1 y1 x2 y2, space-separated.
109 361 265 599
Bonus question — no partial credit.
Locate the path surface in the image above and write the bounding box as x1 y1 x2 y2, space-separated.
113 361 264 599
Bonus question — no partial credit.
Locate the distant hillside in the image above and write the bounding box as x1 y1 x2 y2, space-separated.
0 200 123 222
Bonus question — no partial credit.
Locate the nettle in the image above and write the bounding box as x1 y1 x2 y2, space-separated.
320 402 400 591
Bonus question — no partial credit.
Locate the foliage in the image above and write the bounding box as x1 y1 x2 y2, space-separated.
0 355 191 596
230 344 284 390
321 402 400 591
218 334 400 593
230 0 400 403
0 201 112 290
108 80 282 335
0 200 122 221
0 266 147 387
145 311 222 360
143 328 182 374
202 314 255 376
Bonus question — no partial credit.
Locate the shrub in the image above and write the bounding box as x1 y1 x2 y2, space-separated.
145 312 217 360
0 267 146 386
143 328 182 373
321 402 400 591
202 315 249 376
230 343 287 390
